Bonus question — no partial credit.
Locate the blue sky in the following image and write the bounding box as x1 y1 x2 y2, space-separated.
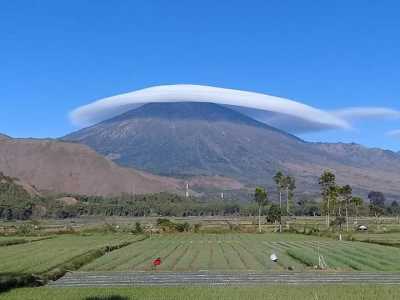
1 1 399 151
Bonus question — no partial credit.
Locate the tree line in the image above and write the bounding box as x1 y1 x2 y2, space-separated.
0 170 399 221
253 170 400 232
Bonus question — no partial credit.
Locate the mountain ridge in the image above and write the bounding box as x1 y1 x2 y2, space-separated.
0 136 181 196
63 102 400 199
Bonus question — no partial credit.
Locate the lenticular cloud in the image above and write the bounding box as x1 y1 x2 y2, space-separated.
69 84 397 134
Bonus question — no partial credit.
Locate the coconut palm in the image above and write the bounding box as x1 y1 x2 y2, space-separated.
273 171 284 211
318 170 337 227
351 196 364 224
254 187 268 233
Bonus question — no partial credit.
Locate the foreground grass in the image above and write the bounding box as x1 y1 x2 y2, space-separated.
1 286 399 300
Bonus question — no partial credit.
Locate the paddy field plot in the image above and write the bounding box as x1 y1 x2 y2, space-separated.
352 232 400 246
81 233 400 272
0 234 142 274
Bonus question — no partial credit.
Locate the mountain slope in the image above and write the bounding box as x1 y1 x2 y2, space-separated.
64 102 310 179
0 134 11 140
0 136 180 196
63 102 400 198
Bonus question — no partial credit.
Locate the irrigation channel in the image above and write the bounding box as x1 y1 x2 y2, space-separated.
48 272 400 287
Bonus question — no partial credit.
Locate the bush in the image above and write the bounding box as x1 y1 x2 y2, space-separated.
157 218 178 232
156 218 192 232
175 222 190 232
156 218 174 227
133 222 143 234
15 223 34 236
193 223 201 233
0 239 27 247
0 273 42 293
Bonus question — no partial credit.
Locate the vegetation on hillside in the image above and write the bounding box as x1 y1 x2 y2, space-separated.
0 172 43 220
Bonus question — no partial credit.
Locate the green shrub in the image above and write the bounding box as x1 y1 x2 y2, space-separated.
175 222 190 232
134 222 143 234
0 239 27 247
15 224 34 236
0 273 42 293
193 223 201 233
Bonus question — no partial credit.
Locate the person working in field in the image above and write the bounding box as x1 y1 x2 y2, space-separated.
152 257 162 270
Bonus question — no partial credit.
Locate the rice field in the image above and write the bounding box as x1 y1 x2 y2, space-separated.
0 234 142 274
81 233 400 272
1 285 399 300
352 232 400 246
0 232 399 281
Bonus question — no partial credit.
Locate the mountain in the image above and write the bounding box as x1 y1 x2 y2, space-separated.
63 102 400 199
64 102 307 179
0 134 11 140
0 136 180 196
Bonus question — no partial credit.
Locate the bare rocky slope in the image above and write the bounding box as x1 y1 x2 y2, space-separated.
0 137 180 196
63 102 400 199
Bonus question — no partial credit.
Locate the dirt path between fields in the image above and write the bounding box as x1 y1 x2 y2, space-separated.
48 272 400 286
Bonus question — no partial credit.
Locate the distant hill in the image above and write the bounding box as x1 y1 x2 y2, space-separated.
0 136 180 196
63 102 400 199
0 134 11 140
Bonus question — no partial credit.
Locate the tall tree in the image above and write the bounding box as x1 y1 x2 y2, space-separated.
368 191 386 223
350 196 364 223
388 201 400 216
254 187 268 233
273 171 284 211
318 170 337 227
267 203 281 224
338 185 352 232
285 176 296 216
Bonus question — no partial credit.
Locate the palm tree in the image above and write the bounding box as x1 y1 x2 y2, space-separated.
254 187 268 233
284 176 296 216
318 170 337 227
338 185 352 232
351 196 363 224
273 171 284 211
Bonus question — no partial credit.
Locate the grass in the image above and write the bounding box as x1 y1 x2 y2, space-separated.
352 232 400 246
1 286 400 300
0 234 142 274
81 233 400 272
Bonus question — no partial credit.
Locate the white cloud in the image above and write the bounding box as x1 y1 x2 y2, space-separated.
69 84 398 134
70 84 350 133
334 107 400 120
387 129 400 139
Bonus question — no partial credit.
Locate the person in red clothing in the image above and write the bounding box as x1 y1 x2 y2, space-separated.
152 257 161 270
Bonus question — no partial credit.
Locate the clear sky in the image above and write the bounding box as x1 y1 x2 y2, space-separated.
1 1 399 151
